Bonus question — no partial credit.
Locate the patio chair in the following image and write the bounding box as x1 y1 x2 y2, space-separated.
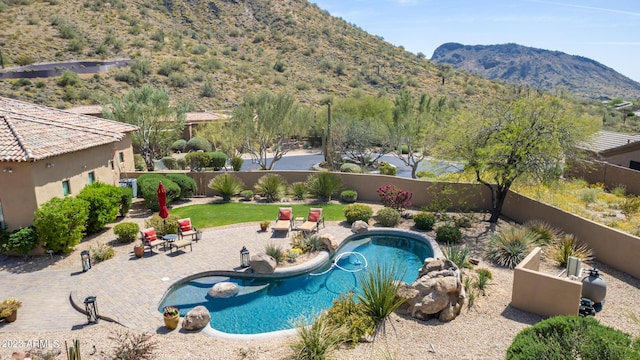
272 207 293 236
177 218 198 241
140 227 165 252
297 208 325 234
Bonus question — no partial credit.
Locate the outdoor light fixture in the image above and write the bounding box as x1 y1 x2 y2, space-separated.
46 163 54 168
240 246 250 268
81 250 91 272
2 167 12 173
83 296 99 324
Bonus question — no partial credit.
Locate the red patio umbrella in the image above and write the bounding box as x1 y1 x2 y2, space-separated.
158 182 169 232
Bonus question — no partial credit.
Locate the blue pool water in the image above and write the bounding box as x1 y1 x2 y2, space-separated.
159 232 433 335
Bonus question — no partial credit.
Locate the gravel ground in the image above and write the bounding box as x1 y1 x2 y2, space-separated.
2 200 639 360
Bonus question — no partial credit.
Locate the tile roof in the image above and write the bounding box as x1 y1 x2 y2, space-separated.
0 97 138 162
584 130 640 154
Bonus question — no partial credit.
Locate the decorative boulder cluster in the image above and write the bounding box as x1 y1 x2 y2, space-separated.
396 257 465 322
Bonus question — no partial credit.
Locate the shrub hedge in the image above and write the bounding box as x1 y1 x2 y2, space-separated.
113 222 140 243
209 151 227 170
230 156 243 171
343 204 374 224
171 139 187 152
435 224 462 244
340 190 358 203
77 182 122 234
413 212 436 230
376 207 401 227
185 137 212 152
137 174 181 211
165 173 197 199
119 187 133 217
34 196 89 254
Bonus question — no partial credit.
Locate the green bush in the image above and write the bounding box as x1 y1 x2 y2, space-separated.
34 197 89 254
184 151 210 171
324 293 375 345
3 227 38 256
443 244 470 269
413 212 436 231
379 161 396 176
265 243 284 264
208 151 227 170
290 182 308 200
161 156 178 170
208 173 244 201
621 195 640 217
485 225 537 268
255 174 288 202
134 154 147 171
435 224 462 244
77 182 122 234
355 262 407 322
119 187 133 217
339 163 362 173
91 242 115 263
240 190 254 201
376 207 401 227
343 204 374 224
176 157 187 170
290 314 347 360
306 171 343 201
549 234 594 267
113 222 140 243
137 175 181 211
144 214 179 236
165 174 197 199
340 190 358 203
230 156 243 171
507 316 640 359
185 137 212 152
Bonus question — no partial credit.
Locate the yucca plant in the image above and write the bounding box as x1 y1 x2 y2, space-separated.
549 234 594 267
485 225 538 269
290 182 308 200
306 171 343 201
355 262 407 324
524 220 561 246
264 242 284 264
290 314 347 360
475 268 493 295
208 173 244 201
254 174 287 202
443 244 470 269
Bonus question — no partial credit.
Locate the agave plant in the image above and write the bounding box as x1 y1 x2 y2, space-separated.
524 220 561 246
254 174 287 202
208 173 244 201
549 234 594 267
485 225 539 269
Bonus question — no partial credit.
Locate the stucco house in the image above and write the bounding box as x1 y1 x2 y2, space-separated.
582 130 640 170
0 97 138 231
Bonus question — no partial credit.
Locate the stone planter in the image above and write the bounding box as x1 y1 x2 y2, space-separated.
4 309 17 323
133 245 144 258
163 314 179 330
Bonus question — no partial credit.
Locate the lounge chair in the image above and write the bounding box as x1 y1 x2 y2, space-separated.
272 207 293 236
140 227 165 252
297 208 324 234
177 218 198 241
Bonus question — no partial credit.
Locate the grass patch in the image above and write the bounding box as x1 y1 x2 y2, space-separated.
170 203 346 228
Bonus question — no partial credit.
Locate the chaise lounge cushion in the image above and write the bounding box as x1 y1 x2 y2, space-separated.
278 209 292 221
142 228 157 241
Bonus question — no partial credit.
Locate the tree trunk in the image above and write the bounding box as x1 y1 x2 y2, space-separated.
488 187 508 223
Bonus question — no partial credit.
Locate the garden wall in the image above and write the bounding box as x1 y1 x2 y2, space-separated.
565 160 640 195
511 247 581 317
502 191 640 279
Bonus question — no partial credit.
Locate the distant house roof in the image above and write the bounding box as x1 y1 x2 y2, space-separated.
584 130 640 155
67 105 231 124
0 97 138 162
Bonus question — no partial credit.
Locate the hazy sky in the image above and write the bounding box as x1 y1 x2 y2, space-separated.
312 0 640 82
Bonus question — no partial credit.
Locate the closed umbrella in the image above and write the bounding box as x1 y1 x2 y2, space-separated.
158 182 169 233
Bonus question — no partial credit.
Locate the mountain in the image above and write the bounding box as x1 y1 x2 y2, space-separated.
430 42 640 100
0 0 505 110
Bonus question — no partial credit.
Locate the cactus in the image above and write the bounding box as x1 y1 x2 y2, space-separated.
66 339 81 360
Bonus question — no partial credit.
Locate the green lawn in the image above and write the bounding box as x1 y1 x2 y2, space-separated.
170 202 348 228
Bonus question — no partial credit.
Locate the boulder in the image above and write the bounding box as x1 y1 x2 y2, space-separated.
249 253 277 274
208 281 239 298
351 220 369 233
182 305 210 331
319 233 339 253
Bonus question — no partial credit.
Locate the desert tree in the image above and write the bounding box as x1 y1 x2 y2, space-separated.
443 92 597 223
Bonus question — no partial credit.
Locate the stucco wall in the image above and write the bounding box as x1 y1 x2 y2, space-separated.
511 247 582 317
0 162 38 230
566 159 640 195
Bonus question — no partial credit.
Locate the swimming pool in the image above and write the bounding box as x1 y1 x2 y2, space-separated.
158 229 441 337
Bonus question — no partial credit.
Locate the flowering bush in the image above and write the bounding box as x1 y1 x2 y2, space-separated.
377 184 412 212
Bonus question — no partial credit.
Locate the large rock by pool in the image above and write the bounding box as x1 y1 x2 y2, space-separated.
208 282 239 298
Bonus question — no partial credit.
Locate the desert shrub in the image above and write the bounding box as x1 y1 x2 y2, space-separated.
376 207 401 227
144 214 179 236
306 171 343 201
339 163 362 173
239 190 254 201
185 136 212 152
377 184 412 212
255 174 288 202
265 243 284 264
355 262 407 322
507 316 640 359
165 174 197 199
119 187 133 217
109 329 158 360
176 158 187 170
77 182 122 234
485 225 537 268
137 175 180 211
184 151 210 171
34 197 89 254
208 173 244 201
133 154 147 171
208 151 227 170
230 156 243 171
524 220 560 246
443 244 470 268
324 293 375 345
161 156 178 170
113 222 140 243
549 234 594 267
413 212 436 231
435 224 462 244
3 227 38 256
290 182 308 200
290 314 347 360
57 69 81 87
171 139 187 152
378 161 396 176
343 204 373 224
340 190 358 203
621 195 640 217
475 268 492 294
91 242 115 263
290 233 324 253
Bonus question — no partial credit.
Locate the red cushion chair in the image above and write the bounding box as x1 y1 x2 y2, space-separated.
298 208 324 234
177 218 198 241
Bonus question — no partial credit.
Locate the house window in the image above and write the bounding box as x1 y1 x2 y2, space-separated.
109 160 114 170
62 180 71 196
119 152 124 163
88 172 95 184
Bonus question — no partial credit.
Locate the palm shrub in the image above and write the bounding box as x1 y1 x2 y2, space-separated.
340 190 358 203
254 174 287 202
435 224 462 244
290 182 308 200
324 293 375 345
306 171 343 201
34 197 89 254
77 182 122 234
230 156 243 171
119 187 133 217
355 262 407 323
208 151 227 170
413 212 436 231
443 244 470 269
344 204 374 224
485 225 538 268
507 315 640 359
113 222 140 243
376 207 401 227
549 234 594 267
290 314 347 360
208 173 244 201
265 243 285 264
165 174 197 199
524 220 560 246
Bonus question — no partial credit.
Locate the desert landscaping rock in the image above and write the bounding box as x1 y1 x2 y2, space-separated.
182 306 210 331
249 253 277 274
208 282 239 298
